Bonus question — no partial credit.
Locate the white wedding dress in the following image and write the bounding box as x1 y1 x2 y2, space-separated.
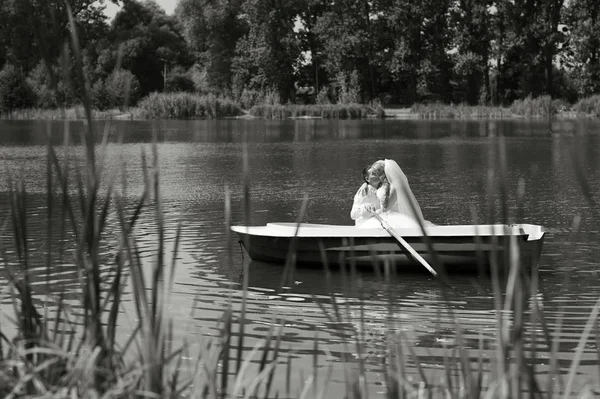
359 159 427 229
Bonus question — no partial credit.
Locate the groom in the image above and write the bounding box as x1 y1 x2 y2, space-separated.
350 164 383 226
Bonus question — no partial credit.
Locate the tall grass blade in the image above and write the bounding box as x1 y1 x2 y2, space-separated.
562 298 600 398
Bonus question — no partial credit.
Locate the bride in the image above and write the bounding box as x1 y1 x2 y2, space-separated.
359 159 428 229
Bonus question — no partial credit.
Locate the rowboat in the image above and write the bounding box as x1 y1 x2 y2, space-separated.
230 222 545 273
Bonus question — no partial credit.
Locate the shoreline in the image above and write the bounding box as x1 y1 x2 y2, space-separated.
0 106 594 121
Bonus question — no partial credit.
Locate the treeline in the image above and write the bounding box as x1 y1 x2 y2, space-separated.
0 0 598 113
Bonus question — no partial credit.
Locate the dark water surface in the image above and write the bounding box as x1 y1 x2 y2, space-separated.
0 118 599 396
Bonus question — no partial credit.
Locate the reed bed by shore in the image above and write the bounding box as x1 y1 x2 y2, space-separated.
410 96 571 118
573 94 600 116
4 94 600 120
0 106 127 120
248 103 382 119
135 92 243 119
410 103 514 118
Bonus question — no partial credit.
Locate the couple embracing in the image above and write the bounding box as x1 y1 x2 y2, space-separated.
350 159 432 229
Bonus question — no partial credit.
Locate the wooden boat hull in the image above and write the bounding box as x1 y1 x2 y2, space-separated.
230 223 545 273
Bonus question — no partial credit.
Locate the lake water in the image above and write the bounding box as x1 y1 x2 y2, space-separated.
0 118 599 396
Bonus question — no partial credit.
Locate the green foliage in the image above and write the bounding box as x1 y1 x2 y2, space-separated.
136 92 242 118
449 0 492 105
335 70 361 104
231 0 300 103
379 0 454 104
563 0 600 97
189 64 210 93
175 0 245 93
3 0 600 114
0 64 35 112
312 0 379 102
0 0 112 74
315 87 331 105
27 62 77 108
105 69 141 110
165 69 195 93
573 95 600 116
238 88 263 109
92 78 111 111
107 0 192 96
509 95 557 117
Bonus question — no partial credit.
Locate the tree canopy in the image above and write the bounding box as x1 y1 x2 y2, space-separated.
0 0 598 107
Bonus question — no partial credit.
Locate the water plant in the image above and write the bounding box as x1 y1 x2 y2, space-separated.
411 102 515 118
136 92 243 119
249 103 378 119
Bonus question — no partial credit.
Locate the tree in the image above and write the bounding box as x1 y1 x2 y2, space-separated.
0 64 35 112
381 0 453 104
295 0 329 97
490 0 567 103
107 0 192 96
0 0 114 74
450 0 494 104
176 0 245 94
231 0 300 102
539 0 567 98
312 0 383 102
563 0 600 97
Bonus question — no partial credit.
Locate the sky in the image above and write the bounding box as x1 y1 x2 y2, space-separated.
104 0 178 19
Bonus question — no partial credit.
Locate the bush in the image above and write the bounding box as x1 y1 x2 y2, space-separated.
263 88 281 105
190 65 209 93
0 64 36 112
91 79 112 111
165 72 195 93
239 89 263 109
27 62 76 108
509 95 555 117
573 95 600 116
336 70 361 104
316 87 331 105
106 69 141 110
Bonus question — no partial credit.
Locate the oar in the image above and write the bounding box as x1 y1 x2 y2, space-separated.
372 213 438 277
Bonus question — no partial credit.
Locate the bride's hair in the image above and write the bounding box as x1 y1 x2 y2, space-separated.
371 160 390 210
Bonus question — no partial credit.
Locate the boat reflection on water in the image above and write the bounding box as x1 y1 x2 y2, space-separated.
246 258 498 303
244 258 505 348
